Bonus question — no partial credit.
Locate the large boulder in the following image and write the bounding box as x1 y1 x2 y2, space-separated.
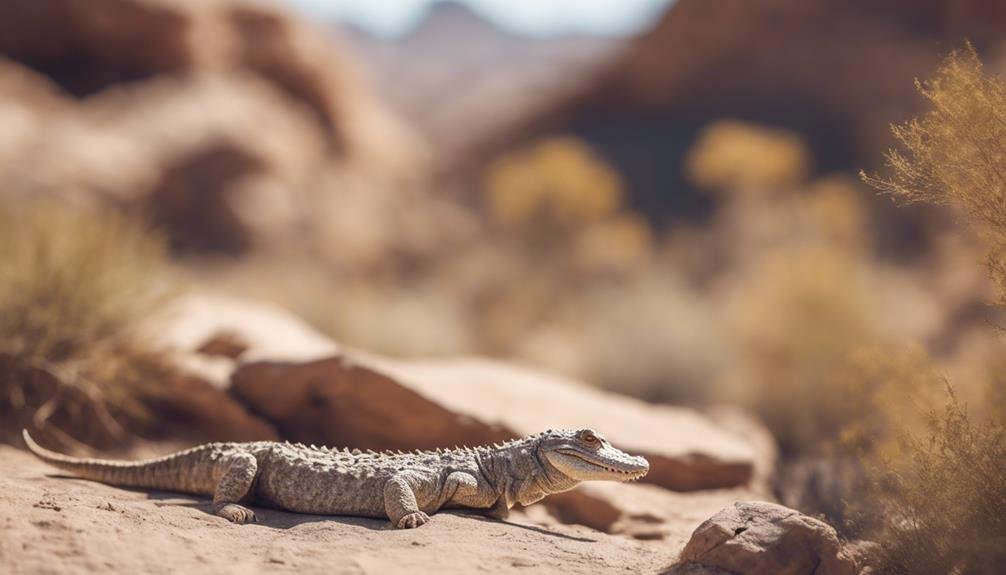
326 352 758 492
152 293 769 493
231 351 760 491
672 501 861 575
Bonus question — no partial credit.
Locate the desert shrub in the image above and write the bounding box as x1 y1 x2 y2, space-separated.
856 45 1006 572
723 245 880 453
864 391 1006 574
485 136 624 232
0 202 175 448
861 44 1006 302
572 213 655 274
802 175 871 254
776 345 946 525
686 120 811 193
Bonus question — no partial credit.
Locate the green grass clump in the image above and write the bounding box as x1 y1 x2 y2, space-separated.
0 202 175 449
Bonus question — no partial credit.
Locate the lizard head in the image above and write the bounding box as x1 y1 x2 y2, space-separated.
538 428 649 483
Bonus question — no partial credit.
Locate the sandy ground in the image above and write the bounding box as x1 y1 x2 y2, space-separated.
0 446 682 574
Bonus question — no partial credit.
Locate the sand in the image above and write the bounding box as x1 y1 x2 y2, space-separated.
0 445 682 574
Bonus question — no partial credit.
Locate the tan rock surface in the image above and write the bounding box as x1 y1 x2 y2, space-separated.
146 293 775 533
353 354 759 492
160 294 767 492
0 0 426 257
543 482 765 543
672 501 861 575
0 444 682 574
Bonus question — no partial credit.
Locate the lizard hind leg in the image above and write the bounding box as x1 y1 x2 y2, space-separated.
211 452 259 524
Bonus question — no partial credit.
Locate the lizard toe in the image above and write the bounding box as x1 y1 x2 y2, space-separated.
396 511 430 529
215 503 256 524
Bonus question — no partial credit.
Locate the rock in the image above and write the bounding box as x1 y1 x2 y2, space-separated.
472 0 1006 224
347 354 759 492
233 351 760 491
543 482 762 545
233 354 510 457
151 293 338 365
0 0 426 257
143 372 278 443
141 293 780 535
674 501 861 575
152 294 770 492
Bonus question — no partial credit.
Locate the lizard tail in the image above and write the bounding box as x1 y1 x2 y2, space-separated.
23 429 214 494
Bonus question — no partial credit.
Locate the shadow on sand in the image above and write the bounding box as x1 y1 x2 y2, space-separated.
45 472 600 541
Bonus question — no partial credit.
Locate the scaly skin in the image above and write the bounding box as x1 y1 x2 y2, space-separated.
24 428 648 529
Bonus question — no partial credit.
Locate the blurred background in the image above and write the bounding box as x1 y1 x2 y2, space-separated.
2 0 1006 553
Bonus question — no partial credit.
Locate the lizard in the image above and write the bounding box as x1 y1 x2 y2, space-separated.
23 427 649 529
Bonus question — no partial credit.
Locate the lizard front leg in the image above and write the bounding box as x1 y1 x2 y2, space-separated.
486 474 544 520
211 452 259 524
486 494 511 520
383 474 430 529
485 473 513 520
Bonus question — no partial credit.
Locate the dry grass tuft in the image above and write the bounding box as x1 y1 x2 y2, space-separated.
0 202 176 449
861 43 1006 302
864 390 1006 574
858 45 1006 571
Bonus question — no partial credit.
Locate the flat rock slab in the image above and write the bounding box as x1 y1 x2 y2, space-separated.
0 446 679 574
156 295 764 492
234 352 758 491
368 355 758 491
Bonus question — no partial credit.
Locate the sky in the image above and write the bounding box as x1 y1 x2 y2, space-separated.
286 0 675 38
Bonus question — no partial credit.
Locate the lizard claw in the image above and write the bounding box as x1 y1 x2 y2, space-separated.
215 503 257 524
395 511 430 529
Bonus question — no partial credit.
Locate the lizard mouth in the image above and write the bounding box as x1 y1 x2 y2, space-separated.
556 449 648 479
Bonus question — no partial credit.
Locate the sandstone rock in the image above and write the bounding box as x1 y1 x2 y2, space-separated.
232 352 761 491
141 293 775 495
0 0 425 257
143 371 278 443
348 354 759 492
473 0 1006 225
152 293 338 365
147 294 769 492
52 73 327 252
674 501 861 575
138 293 781 535
543 481 761 544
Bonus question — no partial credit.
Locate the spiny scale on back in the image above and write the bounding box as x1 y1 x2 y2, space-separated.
24 428 649 529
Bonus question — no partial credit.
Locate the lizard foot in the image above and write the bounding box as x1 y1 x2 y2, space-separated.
214 503 257 524
395 511 430 529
